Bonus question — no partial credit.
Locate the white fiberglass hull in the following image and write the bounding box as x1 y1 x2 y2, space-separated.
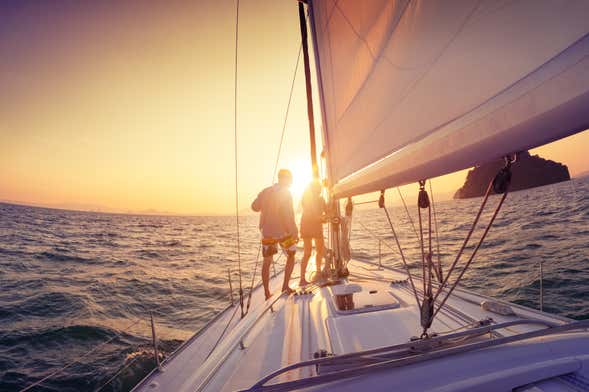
133 257 589 392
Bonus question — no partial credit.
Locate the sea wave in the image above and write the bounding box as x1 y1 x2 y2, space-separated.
1 177 588 390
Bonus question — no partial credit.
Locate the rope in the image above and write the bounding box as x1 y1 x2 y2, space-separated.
432 181 493 304
381 203 422 308
417 183 433 296
233 0 244 319
416 181 435 336
247 319 586 391
435 319 491 335
429 180 442 282
417 201 427 295
219 254 283 358
206 304 241 359
432 187 509 320
397 187 418 238
19 318 146 392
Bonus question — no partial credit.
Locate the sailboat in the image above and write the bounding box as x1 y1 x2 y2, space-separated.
133 1 589 391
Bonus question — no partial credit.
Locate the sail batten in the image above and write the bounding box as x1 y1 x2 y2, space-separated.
310 0 589 198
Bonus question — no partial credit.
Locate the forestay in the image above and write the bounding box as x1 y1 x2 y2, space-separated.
309 0 589 198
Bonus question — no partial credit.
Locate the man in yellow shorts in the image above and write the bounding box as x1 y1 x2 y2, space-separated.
251 169 298 299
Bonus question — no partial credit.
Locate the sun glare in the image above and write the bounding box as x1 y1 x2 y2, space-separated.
288 159 313 201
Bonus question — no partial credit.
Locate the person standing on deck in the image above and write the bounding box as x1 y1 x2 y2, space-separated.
299 180 326 286
251 169 298 300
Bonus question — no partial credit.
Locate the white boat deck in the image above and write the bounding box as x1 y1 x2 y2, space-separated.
133 258 589 392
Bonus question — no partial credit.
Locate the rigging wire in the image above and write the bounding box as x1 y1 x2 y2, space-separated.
396 187 418 238
233 0 244 319
272 45 303 181
432 182 493 305
245 42 303 315
427 157 514 333
417 200 427 295
380 194 422 308
428 180 443 282
417 180 435 335
432 187 510 321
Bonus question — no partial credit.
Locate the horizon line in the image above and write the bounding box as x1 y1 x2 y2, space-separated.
3 172 587 218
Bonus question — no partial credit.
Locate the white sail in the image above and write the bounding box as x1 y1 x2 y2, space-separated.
309 0 589 198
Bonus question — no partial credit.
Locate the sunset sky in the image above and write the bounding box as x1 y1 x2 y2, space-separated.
1 0 588 215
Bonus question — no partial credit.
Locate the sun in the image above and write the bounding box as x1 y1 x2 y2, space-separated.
288 159 313 201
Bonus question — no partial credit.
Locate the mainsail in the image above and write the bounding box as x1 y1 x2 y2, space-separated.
309 0 589 198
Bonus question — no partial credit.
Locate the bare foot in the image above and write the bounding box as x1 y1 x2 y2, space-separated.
265 291 272 300
299 279 309 287
282 286 295 295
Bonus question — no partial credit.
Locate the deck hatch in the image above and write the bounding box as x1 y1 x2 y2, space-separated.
330 283 400 315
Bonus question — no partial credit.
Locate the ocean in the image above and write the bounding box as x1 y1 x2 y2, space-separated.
1 177 588 391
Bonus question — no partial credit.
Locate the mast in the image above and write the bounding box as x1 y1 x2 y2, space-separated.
298 0 319 179
302 0 344 277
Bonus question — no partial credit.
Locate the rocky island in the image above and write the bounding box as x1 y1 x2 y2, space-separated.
454 151 570 199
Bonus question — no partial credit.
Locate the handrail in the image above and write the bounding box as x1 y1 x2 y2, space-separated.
243 318 571 391
352 257 571 324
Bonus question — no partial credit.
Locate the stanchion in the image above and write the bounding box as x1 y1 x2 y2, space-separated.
150 311 162 371
539 260 544 311
378 239 382 269
228 268 234 305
